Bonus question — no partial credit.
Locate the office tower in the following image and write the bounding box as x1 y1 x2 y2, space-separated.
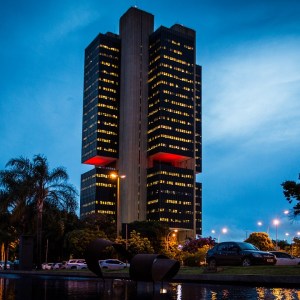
80 7 202 237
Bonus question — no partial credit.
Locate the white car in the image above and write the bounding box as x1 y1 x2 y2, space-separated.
270 251 300 265
99 259 128 270
42 263 54 270
52 263 63 269
65 259 87 270
0 261 11 270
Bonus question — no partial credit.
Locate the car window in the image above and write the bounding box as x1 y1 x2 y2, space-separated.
238 243 258 250
217 243 229 251
227 243 239 251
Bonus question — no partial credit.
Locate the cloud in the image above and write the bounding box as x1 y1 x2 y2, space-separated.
204 37 300 152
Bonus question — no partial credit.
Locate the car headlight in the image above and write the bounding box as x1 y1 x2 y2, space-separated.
252 253 262 258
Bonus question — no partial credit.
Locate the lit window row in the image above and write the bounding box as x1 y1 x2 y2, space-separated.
99 87 117 94
98 103 118 110
162 90 190 100
97 201 115 205
148 134 193 143
99 95 117 102
149 107 191 118
147 125 172 134
101 70 119 77
96 146 117 153
158 62 192 75
149 116 192 126
81 201 95 207
101 78 118 85
99 44 119 52
175 128 193 134
170 49 182 55
100 52 119 60
100 61 118 68
96 174 109 178
163 55 192 66
161 190 193 196
184 44 193 50
98 112 118 119
97 210 115 215
147 143 167 151
102 121 118 127
147 180 193 187
97 129 117 135
148 199 159 204
98 138 113 143
147 171 180 177
149 71 193 84
96 183 114 187
164 99 194 109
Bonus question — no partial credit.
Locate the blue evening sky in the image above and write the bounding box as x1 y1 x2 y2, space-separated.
1 0 300 242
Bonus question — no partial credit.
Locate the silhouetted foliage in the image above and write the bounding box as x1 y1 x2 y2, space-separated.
182 237 215 253
81 213 116 240
127 221 169 252
282 175 300 216
244 232 274 251
0 154 78 267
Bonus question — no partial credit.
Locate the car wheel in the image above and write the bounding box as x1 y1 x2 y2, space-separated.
208 259 217 268
242 257 251 267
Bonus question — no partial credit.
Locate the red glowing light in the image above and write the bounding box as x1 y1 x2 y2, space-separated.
150 152 189 163
83 156 116 166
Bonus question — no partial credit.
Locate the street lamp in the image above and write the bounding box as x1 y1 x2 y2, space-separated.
273 219 280 250
110 172 126 238
166 229 178 251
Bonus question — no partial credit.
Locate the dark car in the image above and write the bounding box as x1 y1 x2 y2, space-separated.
206 242 277 267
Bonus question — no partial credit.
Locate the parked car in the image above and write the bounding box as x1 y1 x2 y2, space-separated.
270 251 300 265
206 242 277 267
99 259 128 270
52 262 63 269
65 259 87 270
0 261 11 270
42 263 54 270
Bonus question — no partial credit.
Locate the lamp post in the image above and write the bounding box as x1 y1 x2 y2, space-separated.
110 173 126 238
273 219 280 250
166 229 178 251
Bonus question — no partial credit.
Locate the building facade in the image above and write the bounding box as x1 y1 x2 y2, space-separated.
80 7 202 237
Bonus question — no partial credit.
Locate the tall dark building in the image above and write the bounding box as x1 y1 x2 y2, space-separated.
80 7 202 238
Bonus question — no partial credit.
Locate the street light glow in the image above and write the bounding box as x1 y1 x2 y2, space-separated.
222 228 228 234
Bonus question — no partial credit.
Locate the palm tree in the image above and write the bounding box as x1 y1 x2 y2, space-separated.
0 154 78 269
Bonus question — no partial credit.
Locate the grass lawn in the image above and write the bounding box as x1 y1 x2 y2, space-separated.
179 266 300 276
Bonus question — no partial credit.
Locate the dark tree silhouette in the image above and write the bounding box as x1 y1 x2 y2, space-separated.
282 174 300 216
0 154 78 269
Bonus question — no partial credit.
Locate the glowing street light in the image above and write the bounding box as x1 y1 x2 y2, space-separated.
166 229 178 251
110 172 126 238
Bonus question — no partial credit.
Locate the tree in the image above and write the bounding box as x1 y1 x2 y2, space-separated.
282 176 300 216
182 237 215 253
244 232 274 251
116 230 154 257
65 229 107 258
292 237 300 257
127 221 169 252
0 154 78 269
81 213 116 240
